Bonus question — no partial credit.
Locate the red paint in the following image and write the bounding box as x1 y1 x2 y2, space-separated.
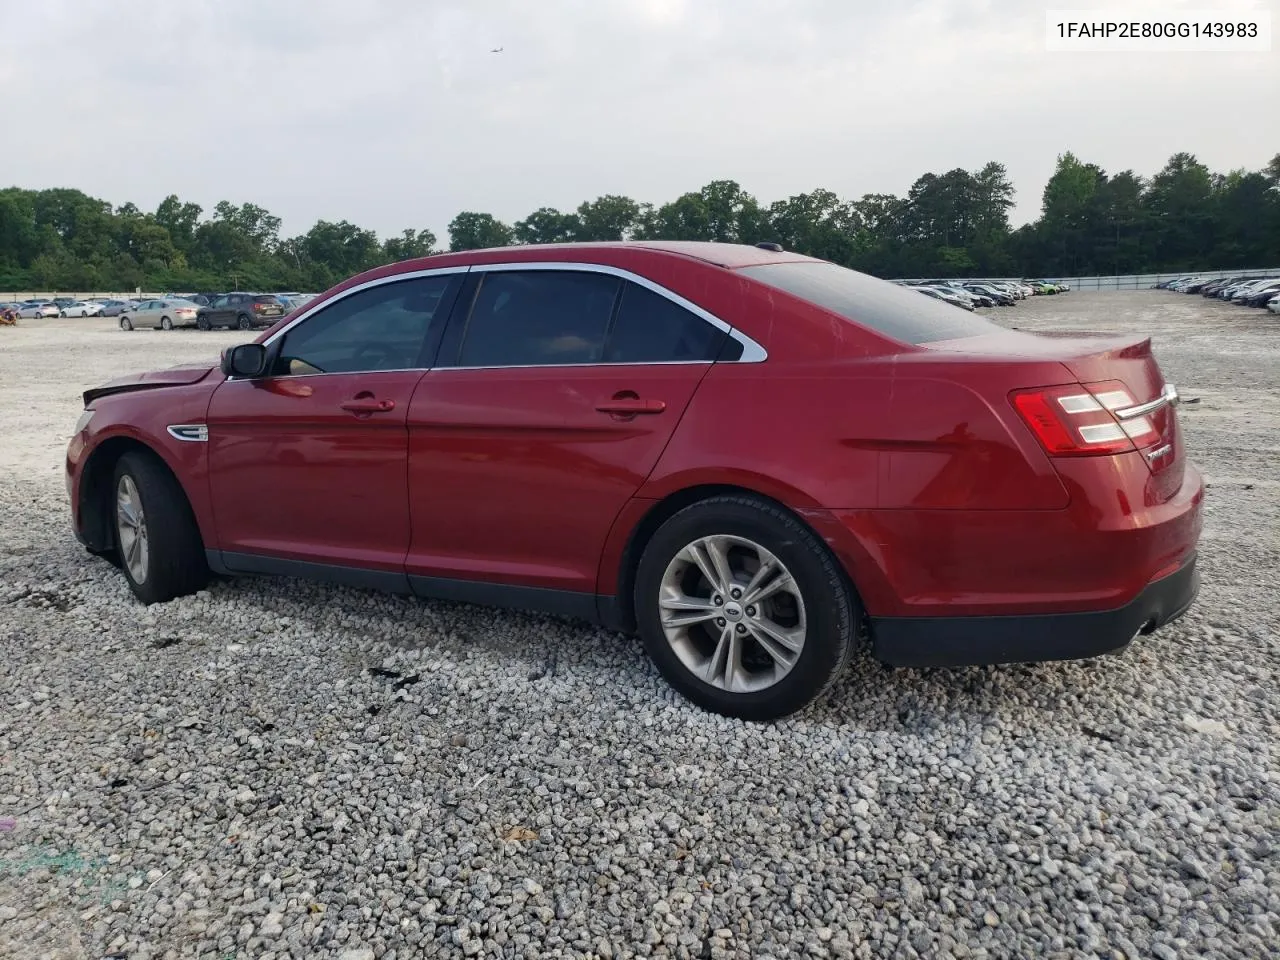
68 242 1205 633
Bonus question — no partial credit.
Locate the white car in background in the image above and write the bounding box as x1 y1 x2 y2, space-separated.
1268 294 1280 314
118 298 201 331
58 300 104 317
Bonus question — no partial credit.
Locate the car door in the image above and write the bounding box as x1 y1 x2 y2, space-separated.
205 270 464 580
405 265 729 603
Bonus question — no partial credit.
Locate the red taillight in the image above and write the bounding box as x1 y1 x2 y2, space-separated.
1011 380 1157 456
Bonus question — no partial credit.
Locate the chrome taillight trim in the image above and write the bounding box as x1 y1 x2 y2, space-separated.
1114 383 1178 421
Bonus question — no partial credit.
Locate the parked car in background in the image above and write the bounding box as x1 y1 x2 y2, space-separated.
915 286 975 310
1241 282 1280 307
59 300 104 317
50 297 77 311
963 283 1015 306
17 301 59 318
195 292 288 330
65 241 1204 720
1268 294 1280 314
99 299 139 317
118 298 201 331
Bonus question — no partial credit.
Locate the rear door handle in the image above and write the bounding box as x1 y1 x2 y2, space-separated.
340 398 396 414
595 398 667 416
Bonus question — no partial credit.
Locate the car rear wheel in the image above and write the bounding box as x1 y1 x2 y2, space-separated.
119 316 133 331
112 451 208 604
160 316 173 330
633 495 858 720
237 314 252 330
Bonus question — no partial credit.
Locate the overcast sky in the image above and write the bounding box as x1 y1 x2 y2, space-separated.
2 0 1275 241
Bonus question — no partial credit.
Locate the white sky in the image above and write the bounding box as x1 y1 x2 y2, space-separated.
1 0 1275 241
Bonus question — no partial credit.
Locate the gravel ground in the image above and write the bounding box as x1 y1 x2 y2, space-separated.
1 295 1277 960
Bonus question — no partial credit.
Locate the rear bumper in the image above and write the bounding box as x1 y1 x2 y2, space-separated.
870 553 1200 667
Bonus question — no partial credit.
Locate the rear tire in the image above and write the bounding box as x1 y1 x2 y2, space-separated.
633 495 858 721
111 451 208 604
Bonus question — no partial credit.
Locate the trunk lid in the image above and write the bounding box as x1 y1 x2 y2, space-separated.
927 329 1183 484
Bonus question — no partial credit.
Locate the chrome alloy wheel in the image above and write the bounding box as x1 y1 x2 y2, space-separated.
658 535 807 693
115 474 150 583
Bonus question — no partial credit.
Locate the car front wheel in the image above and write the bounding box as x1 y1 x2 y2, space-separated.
196 315 210 331
119 316 133 331
112 451 208 604
237 314 252 330
634 495 858 720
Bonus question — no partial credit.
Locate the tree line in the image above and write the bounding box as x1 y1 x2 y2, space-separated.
1 151 1277 293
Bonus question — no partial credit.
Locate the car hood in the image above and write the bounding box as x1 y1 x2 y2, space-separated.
83 363 218 406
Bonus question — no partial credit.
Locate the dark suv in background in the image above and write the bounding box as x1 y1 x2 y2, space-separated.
196 292 288 330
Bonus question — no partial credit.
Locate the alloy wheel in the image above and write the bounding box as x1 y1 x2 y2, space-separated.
115 474 150 584
658 534 807 693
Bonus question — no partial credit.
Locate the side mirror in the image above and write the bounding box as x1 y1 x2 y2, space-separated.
221 343 269 378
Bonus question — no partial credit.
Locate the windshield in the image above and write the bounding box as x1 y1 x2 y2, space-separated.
739 261 1003 344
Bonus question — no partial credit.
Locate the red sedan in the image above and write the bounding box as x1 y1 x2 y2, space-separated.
66 242 1203 719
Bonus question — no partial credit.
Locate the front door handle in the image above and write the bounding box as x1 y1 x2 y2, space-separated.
340 398 396 414
595 397 667 416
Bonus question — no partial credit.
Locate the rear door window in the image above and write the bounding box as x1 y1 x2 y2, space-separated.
453 270 620 367
739 261 1003 345
603 281 726 363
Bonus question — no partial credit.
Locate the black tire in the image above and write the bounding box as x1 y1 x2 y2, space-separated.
160 316 173 330
237 314 252 330
633 495 858 721
196 315 210 331
119 316 133 331
111 451 208 604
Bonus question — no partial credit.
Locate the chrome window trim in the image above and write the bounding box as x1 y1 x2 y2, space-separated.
239 259 767 382
260 265 472 348
167 424 209 442
466 260 767 363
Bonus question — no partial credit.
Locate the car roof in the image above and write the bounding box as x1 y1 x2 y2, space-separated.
399 241 816 271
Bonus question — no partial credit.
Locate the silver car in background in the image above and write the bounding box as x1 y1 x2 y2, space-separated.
17 301 59 318
118 298 201 331
99 299 139 317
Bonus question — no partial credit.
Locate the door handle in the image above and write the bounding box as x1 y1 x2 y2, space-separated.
595 398 666 416
340 398 396 414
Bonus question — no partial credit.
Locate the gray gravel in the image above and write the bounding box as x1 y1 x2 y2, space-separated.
1 297 1278 959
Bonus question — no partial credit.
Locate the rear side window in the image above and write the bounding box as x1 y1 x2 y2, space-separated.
456 270 620 367
603 282 726 363
739 261 1003 345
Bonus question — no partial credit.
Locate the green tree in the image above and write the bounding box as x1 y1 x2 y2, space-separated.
514 208 581 244
574 195 640 241
447 212 514 251
383 228 437 261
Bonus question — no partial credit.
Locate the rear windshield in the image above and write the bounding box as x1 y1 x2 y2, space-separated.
739 261 1003 345
254 295 282 303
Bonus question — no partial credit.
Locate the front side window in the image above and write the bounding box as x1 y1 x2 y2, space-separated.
604 281 726 363
455 270 620 367
212 296 229 308
272 274 460 376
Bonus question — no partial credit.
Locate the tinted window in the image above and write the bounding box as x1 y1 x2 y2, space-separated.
603 282 725 363
456 271 620 367
274 275 460 376
738 261 1003 345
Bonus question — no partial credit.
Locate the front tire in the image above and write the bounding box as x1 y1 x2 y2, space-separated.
119 316 133 331
196 315 210 331
237 314 252 330
633 495 858 720
111 451 208 604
